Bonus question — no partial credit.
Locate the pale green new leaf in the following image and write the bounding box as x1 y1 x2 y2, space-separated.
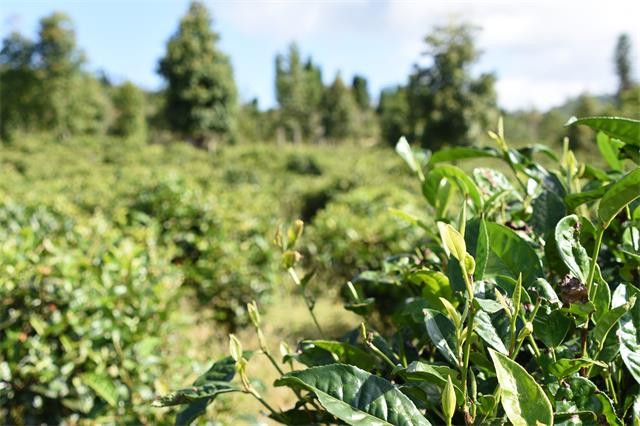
81 372 118 408
437 222 467 262
489 349 553 426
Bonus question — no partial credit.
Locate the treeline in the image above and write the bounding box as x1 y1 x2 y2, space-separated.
1 1 638 148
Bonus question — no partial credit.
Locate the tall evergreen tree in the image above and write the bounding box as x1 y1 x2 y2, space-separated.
275 44 324 142
322 74 359 140
408 23 497 149
351 75 370 110
614 33 634 95
158 1 237 146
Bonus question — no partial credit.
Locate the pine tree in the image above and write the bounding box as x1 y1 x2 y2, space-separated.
351 75 370 110
614 34 634 95
275 44 324 142
322 74 359 140
408 23 497 149
158 1 237 146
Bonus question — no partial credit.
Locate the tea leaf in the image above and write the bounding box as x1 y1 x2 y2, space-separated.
423 309 459 367
81 372 118 408
555 215 591 282
596 132 622 171
612 284 640 384
475 310 508 354
598 167 640 228
437 222 467 262
275 364 431 425
489 349 553 426
566 116 640 147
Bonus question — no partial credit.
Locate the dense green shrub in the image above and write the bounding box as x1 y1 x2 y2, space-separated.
307 186 424 283
0 199 181 424
128 178 279 328
159 116 640 425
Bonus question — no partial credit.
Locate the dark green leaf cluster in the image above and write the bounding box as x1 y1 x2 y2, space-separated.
162 116 640 425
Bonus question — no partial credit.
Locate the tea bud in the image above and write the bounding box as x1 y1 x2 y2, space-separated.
247 301 261 328
442 376 456 423
229 334 242 362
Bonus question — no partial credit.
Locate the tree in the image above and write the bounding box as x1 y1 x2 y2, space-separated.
321 73 359 140
351 75 370 110
275 44 324 142
0 33 40 138
1 13 110 139
614 33 634 96
408 23 497 149
110 81 147 139
158 1 237 146
377 86 411 145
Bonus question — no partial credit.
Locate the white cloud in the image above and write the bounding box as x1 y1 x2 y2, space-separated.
215 0 640 110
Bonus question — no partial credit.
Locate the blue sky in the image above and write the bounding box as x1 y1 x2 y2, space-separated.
2 1 639 111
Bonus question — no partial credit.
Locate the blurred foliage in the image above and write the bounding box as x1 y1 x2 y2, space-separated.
0 200 182 424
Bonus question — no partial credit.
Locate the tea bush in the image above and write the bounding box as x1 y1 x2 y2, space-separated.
0 199 182 424
159 117 640 425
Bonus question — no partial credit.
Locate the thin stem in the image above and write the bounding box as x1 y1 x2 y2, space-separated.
288 267 324 336
245 388 282 420
365 339 397 370
263 350 285 376
585 227 605 297
581 227 605 362
460 269 476 425
605 373 618 406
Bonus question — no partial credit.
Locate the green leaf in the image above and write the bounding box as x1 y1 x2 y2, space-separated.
300 340 378 370
81 373 118 408
429 146 500 164
598 167 640 228
424 309 459 367
597 132 622 171
395 137 423 180
612 284 640 384
400 361 463 401
167 354 247 425
275 364 431 426
555 215 591 282
591 295 636 354
566 116 640 147
424 165 483 211
565 186 608 210
475 310 508 354
552 377 622 426
152 381 240 407
483 223 543 286
548 358 606 379
489 349 553 426
437 222 467 262
533 308 571 348
532 189 566 237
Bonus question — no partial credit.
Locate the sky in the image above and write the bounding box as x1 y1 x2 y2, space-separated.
2 0 639 111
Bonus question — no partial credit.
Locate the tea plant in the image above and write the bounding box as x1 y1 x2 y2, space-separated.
156 116 640 425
